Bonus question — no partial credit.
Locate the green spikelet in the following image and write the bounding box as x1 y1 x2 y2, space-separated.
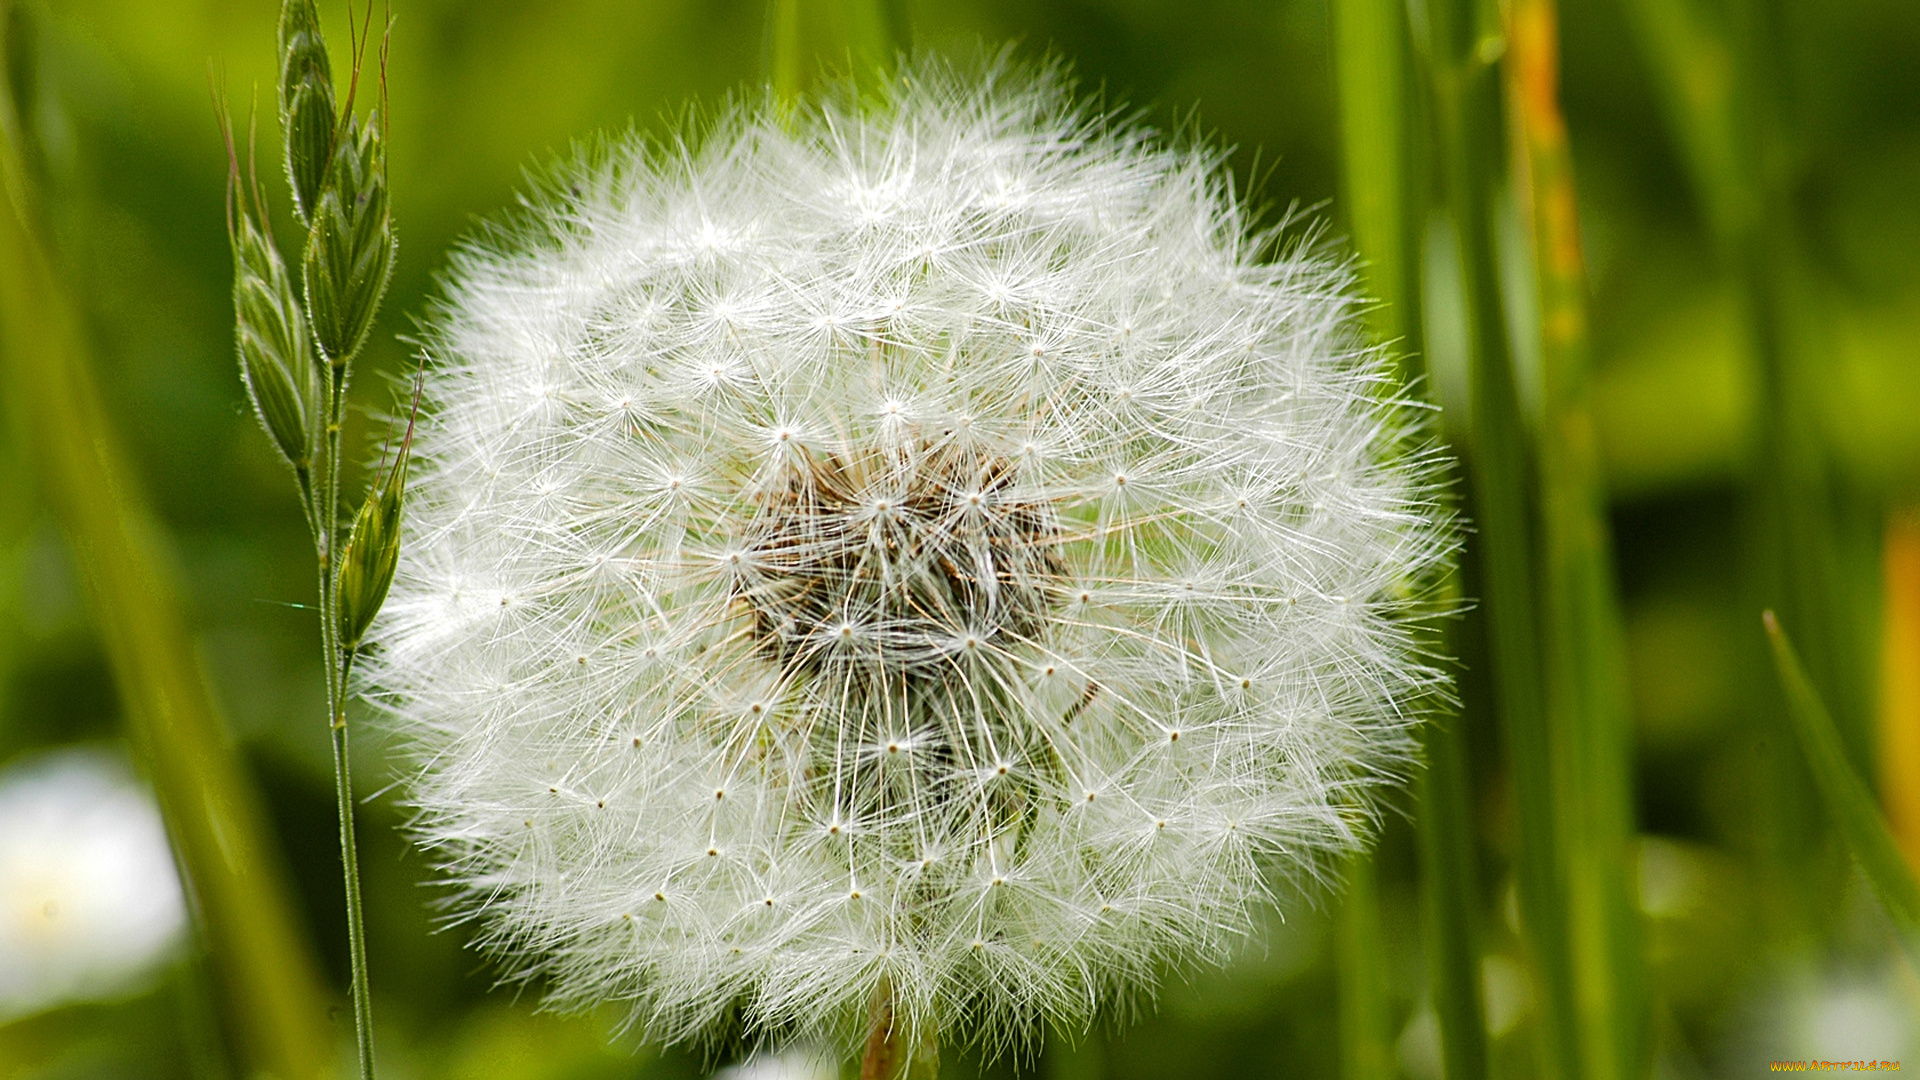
229 197 317 478
303 112 394 365
278 0 336 223
337 411 413 653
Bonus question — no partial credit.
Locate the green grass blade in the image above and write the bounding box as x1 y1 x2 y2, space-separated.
1330 0 1421 357
768 0 895 103
1335 850 1393 1080
1424 0 1582 1072
1336 0 1497 1060
0 20 337 1079
1327 7 1408 1079
1764 611 1920 966
1418 716 1491 1080
1328 0 1489 1074
1505 2 1648 1076
1613 0 1752 245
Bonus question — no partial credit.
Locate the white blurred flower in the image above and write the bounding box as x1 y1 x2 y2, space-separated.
370 60 1452 1057
0 746 186 1020
1793 980 1914 1059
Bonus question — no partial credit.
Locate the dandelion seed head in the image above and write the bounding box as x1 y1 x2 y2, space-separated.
368 59 1452 1060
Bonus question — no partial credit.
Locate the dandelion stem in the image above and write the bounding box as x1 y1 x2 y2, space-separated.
859 981 935 1080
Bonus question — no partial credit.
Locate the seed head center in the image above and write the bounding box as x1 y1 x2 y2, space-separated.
733 439 1062 675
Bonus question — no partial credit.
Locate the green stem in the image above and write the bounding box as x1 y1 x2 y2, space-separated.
1619 0 1845 950
1327 0 1487 1072
1417 715 1489 1080
1424 0 1580 1074
1335 851 1392 1080
335 647 374 1080
1506 2 1646 1076
319 357 376 1079
1328 0 1422 361
767 0 895 103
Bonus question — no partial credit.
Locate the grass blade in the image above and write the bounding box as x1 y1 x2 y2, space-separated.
1619 0 1857 948
1418 716 1490 1080
1505 1 1647 1076
1335 850 1393 1080
1328 0 1488 1073
1330 0 1421 355
769 0 895 102
1423 0 1583 1071
1764 611 1920 965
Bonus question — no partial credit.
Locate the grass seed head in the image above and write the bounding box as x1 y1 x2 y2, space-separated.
231 210 317 473
276 0 336 223
302 112 393 365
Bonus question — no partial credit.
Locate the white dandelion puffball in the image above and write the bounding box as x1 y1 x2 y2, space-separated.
370 63 1452 1056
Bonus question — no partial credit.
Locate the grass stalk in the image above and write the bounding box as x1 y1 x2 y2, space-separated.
1327 4 1408 1075
311 270 373 1077
1504 1 1646 1077
1329 0 1421 356
1417 719 1490 1080
0 19 335 1078
316 366 373 1079
768 0 895 102
332 641 373 1080
1422 0 1582 1073
1764 611 1920 966
1328 0 1488 1074
1334 850 1392 1080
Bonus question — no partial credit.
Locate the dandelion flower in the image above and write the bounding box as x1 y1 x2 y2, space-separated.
369 61 1452 1060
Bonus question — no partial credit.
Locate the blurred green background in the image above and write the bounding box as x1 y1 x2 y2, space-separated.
1 0 1918 1077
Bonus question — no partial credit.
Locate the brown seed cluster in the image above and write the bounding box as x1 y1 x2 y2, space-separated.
731 438 1064 677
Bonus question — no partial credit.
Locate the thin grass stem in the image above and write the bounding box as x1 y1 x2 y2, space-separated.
1417 715 1490 1080
1618 0 1844 950
768 0 894 103
334 642 373 1080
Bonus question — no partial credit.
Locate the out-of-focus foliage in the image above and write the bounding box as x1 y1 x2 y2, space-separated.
0 0 1917 1077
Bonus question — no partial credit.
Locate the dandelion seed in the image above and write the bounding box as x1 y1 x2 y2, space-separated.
371 60 1452 1062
